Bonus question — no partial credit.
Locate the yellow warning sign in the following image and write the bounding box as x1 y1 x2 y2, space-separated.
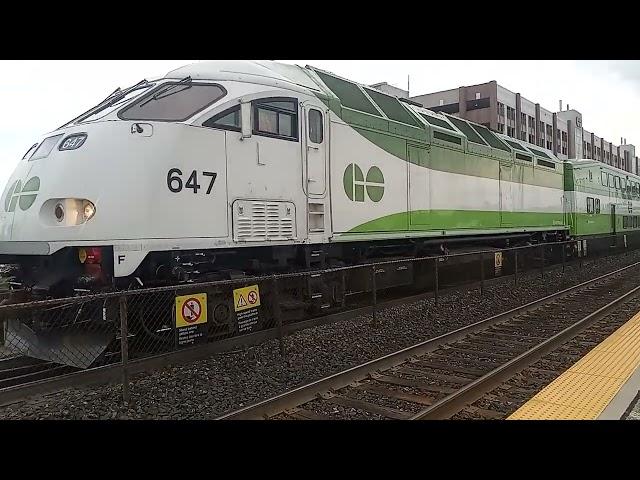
233 285 260 312
175 293 208 328
495 252 503 268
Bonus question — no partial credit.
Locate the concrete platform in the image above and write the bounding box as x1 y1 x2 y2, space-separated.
508 309 640 420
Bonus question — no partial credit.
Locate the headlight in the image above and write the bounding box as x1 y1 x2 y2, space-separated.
40 198 96 226
83 201 96 221
54 203 65 222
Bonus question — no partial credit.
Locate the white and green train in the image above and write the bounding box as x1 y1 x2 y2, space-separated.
564 160 640 240
1 60 637 295
0 61 638 359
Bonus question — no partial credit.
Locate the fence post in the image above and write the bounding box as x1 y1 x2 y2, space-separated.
119 295 130 406
371 266 378 328
480 253 485 295
514 250 519 287
272 277 285 356
434 257 439 307
578 240 582 269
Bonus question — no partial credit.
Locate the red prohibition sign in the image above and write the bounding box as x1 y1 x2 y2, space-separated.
248 291 258 305
182 298 202 323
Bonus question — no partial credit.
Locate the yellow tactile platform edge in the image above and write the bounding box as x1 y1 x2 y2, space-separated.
508 310 640 420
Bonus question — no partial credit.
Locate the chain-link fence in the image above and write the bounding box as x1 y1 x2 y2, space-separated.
0 236 626 402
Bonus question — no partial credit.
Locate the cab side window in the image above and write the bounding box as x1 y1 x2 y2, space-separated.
203 105 241 132
253 98 298 141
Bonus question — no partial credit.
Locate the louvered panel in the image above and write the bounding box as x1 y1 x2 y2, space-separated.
233 200 297 242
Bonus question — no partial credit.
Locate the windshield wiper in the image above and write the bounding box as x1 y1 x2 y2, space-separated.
58 79 152 129
103 79 150 108
138 76 192 108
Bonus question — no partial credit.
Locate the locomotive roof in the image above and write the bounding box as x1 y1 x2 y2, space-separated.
165 61 323 93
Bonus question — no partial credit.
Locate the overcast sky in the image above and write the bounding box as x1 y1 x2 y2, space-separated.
1 60 639 189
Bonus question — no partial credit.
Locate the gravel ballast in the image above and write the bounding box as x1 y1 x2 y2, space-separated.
3 250 640 420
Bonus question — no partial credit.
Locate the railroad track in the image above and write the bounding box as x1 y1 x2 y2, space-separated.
217 261 640 420
0 350 121 392
0 256 568 401
0 356 77 390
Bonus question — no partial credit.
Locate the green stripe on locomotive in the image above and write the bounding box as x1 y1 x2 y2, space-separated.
348 210 565 234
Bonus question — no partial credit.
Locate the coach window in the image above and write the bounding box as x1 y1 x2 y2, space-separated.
203 105 240 132
601 171 607 186
595 198 601 214
615 176 621 190
309 109 323 143
608 174 614 187
587 197 594 214
253 98 298 141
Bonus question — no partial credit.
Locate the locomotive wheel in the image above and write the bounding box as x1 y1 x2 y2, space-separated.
127 291 175 351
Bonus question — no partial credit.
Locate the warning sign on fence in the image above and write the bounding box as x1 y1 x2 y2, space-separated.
233 285 261 334
233 285 260 312
176 293 208 327
175 293 208 348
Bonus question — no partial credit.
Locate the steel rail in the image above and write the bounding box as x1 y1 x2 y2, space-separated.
217 260 640 420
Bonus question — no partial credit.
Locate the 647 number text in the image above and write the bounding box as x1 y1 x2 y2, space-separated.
167 169 217 194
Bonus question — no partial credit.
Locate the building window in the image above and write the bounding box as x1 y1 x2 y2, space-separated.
475 92 481 100
439 99 444 106
529 134 535 144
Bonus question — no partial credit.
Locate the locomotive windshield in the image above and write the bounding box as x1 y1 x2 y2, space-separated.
59 79 156 128
118 80 226 122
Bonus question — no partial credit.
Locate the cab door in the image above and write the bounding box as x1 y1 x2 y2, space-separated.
302 102 329 238
302 103 327 197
